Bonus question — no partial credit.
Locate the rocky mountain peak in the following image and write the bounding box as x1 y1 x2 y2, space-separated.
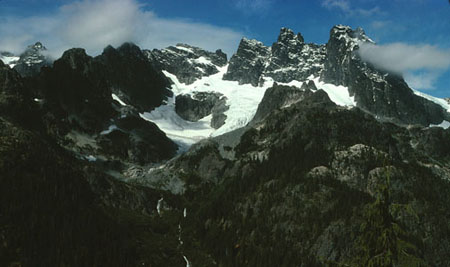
224 27 325 86
58 48 91 71
12 41 52 77
214 48 227 63
29 41 46 51
147 43 228 84
222 38 270 86
116 42 143 56
277 27 304 44
322 25 448 126
329 25 373 51
238 37 271 57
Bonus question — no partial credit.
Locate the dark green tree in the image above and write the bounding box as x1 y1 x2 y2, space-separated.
353 172 427 267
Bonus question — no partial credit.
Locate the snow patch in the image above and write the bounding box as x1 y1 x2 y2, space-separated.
157 197 164 216
175 45 194 54
313 77 356 107
430 120 450 129
112 93 127 106
100 125 118 135
183 256 191 267
189 56 212 65
413 89 450 113
85 155 97 162
0 55 19 68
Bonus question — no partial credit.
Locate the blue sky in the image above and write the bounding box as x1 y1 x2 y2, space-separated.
1 0 449 97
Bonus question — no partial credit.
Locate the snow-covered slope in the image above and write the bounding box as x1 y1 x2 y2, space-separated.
413 89 450 113
0 54 19 68
140 66 272 150
412 89 450 129
140 65 358 151
274 76 356 107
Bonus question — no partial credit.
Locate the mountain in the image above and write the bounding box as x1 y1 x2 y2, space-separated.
0 42 53 77
146 43 227 84
1 24 450 266
221 26 449 126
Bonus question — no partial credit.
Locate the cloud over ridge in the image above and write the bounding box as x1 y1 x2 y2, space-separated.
0 0 242 58
358 42 450 89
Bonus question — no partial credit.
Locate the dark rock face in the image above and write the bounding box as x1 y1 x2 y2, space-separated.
211 96 229 129
36 48 116 134
251 82 315 124
146 44 227 84
223 38 271 86
175 91 229 129
321 25 447 126
97 43 172 112
13 42 52 77
223 28 326 86
28 45 177 165
265 28 325 83
0 61 39 128
97 115 178 164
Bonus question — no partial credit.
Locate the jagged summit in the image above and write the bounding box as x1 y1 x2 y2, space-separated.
329 25 374 52
224 26 325 86
145 43 227 85
322 25 449 125
12 41 52 77
277 27 304 44
29 41 46 51
142 24 450 134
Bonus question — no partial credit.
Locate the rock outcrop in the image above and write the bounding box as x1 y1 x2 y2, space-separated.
321 25 447 126
146 44 227 84
175 91 229 129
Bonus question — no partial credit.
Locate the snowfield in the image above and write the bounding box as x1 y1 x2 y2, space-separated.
140 66 272 150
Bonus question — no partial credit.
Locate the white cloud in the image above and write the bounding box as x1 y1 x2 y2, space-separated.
358 43 450 73
0 0 242 58
321 0 383 17
358 42 450 89
404 71 441 90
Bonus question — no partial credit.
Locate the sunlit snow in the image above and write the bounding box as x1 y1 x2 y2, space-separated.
430 120 450 130
276 76 356 107
0 55 19 68
140 65 271 150
157 197 163 216
112 93 127 106
100 125 118 135
174 45 194 54
413 89 450 113
313 77 356 107
188 56 212 65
